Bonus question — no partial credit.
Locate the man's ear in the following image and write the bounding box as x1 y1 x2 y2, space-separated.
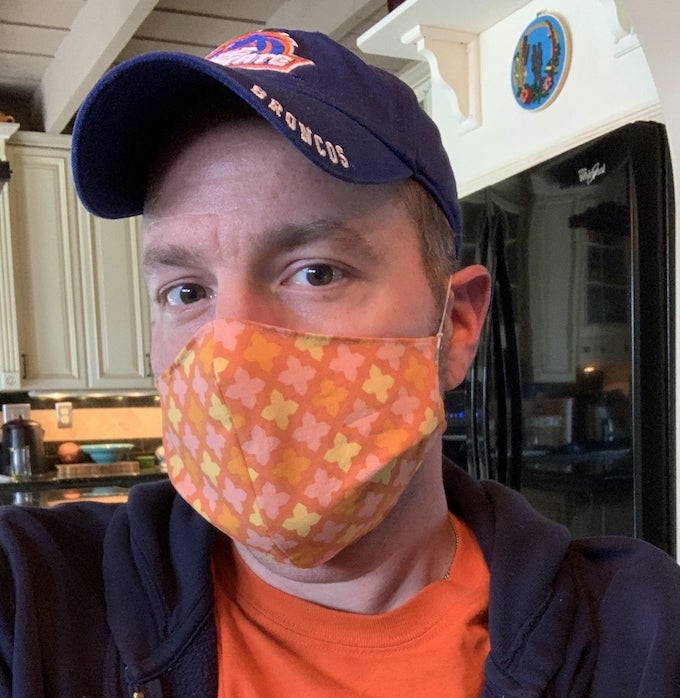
441 264 491 390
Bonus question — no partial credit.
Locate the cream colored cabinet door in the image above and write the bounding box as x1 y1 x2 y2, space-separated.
78 211 154 389
7 141 88 391
7 134 153 392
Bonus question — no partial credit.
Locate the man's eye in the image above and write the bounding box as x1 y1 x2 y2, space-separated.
164 282 211 306
290 264 343 287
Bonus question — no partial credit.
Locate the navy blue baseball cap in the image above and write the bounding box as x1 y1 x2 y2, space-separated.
72 29 461 248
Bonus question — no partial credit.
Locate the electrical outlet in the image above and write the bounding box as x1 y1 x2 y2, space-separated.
2 403 30 423
0 372 20 390
55 402 73 428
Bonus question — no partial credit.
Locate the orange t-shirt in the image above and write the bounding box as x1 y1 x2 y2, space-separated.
212 514 490 697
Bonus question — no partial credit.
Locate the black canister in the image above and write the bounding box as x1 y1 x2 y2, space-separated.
1 418 47 476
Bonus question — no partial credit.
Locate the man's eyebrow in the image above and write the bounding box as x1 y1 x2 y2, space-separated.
142 243 209 271
141 219 383 271
257 219 382 262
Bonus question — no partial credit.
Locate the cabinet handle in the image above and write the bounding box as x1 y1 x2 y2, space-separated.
145 353 154 378
20 353 28 380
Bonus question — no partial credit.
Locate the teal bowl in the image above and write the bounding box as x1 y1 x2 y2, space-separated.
79 443 134 464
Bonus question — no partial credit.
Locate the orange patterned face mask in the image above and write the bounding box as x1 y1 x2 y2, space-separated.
157 318 446 567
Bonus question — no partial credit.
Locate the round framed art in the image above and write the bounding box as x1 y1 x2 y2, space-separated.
511 13 571 111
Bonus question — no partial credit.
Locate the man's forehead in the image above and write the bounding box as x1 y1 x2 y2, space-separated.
146 119 409 229
146 117 287 200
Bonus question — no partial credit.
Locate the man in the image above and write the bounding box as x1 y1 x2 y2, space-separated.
0 28 678 696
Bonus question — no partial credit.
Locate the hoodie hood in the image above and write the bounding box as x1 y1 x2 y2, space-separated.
103 481 216 685
103 468 579 692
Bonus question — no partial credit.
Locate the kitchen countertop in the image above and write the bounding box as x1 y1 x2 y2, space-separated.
0 466 167 494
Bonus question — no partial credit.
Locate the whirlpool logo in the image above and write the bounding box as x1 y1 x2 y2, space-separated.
578 162 606 185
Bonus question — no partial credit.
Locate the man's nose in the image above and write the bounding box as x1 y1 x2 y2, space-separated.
213 279 282 326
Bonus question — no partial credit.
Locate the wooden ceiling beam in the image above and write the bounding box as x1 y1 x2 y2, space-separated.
33 0 158 134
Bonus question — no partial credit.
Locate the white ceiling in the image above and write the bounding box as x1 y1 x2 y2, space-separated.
0 0 411 134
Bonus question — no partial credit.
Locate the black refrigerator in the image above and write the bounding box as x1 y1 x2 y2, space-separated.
444 121 675 554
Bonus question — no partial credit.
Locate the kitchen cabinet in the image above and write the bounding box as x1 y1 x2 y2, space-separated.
78 211 153 389
6 133 153 391
0 121 21 391
7 139 86 390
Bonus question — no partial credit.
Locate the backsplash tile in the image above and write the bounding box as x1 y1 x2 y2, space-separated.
33 406 162 444
0 392 162 451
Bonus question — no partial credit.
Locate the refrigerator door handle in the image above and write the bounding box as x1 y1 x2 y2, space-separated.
467 203 522 487
494 210 523 490
490 281 508 484
467 211 493 480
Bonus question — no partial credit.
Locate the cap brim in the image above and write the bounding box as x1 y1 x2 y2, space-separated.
72 52 413 219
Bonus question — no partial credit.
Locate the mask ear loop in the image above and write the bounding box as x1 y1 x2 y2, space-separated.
435 278 453 366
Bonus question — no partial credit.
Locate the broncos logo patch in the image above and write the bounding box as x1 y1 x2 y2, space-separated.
206 30 314 73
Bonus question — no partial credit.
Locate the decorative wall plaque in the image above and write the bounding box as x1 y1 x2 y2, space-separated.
511 13 571 111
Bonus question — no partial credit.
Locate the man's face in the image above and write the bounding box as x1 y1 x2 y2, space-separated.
142 119 442 376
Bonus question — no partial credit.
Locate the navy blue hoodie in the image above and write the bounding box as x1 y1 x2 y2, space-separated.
0 463 678 696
